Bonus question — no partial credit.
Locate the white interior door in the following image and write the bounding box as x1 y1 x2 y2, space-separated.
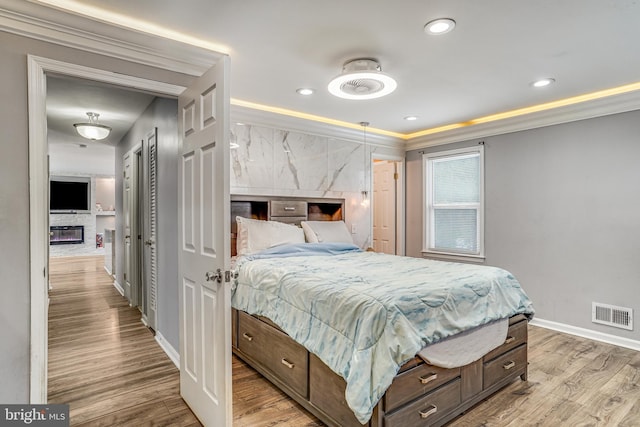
142 128 158 330
373 161 397 254
123 151 133 301
178 56 231 426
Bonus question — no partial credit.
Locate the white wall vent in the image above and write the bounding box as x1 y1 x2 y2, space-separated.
592 302 633 331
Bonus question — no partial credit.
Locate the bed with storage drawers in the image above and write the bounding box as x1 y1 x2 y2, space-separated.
230 195 534 426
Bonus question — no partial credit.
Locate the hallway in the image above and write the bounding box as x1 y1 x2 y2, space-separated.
48 256 201 426
47 256 322 426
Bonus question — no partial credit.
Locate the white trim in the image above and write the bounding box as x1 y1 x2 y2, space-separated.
28 51 49 405
28 54 188 405
530 318 640 352
30 56 185 96
231 104 402 149
112 279 124 296
421 251 485 264
406 89 640 150
422 145 485 258
0 1 219 76
156 332 180 369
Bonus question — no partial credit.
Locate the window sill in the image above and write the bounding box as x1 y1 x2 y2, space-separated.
421 250 485 264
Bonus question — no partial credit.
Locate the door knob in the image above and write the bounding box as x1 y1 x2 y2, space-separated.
205 268 223 283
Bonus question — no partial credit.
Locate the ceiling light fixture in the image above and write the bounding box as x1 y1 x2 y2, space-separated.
296 88 314 96
404 115 418 121
532 78 556 88
328 58 397 100
424 18 456 35
73 112 111 140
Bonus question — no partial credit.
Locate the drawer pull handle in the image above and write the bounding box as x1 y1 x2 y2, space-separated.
503 361 516 370
242 333 253 342
419 373 438 385
504 336 516 344
419 405 438 419
283 207 296 211
281 358 295 369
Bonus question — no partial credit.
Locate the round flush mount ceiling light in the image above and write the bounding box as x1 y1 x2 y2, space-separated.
404 115 419 121
424 18 456 35
296 88 314 96
73 112 111 140
532 78 556 88
328 58 397 100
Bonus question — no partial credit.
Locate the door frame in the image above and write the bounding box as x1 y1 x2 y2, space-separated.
28 55 186 402
371 154 405 256
122 143 144 309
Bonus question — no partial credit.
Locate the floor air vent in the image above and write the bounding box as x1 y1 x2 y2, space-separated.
592 302 633 330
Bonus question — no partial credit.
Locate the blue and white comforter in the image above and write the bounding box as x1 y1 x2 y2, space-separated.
231 243 534 423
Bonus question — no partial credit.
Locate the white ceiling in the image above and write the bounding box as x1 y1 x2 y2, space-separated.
46 76 156 148
39 0 640 141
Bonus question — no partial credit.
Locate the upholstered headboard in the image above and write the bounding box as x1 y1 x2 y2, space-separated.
230 195 344 256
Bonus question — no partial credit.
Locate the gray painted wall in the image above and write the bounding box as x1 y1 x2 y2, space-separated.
406 110 640 341
0 30 193 403
115 98 180 350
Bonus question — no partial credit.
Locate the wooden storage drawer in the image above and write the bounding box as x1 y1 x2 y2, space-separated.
309 354 363 427
237 311 309 397
384 363 460 412
271 200 307 217
385 379 461 427
484 319 528 361
483 344 527 389
269 216 306 225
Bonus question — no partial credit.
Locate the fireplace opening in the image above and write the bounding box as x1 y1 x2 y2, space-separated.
50 225 84 245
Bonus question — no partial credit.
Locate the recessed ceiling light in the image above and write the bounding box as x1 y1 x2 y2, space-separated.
532 78 556 88
296 88 314 96
424 18 456 35
404 115 418 121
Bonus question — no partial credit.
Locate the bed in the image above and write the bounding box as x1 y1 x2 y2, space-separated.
230 196 534 427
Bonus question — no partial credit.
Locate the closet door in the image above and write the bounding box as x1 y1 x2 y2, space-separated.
142 128 158 330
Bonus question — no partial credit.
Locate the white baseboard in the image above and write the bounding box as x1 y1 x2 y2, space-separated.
530 318 640 352
103 265 113 276
112 279 124 296
156 332 180 369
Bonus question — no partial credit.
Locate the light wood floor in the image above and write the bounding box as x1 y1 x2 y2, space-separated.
48 256 640 426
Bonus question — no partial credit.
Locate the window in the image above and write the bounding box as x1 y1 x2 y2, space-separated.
423 146 484 258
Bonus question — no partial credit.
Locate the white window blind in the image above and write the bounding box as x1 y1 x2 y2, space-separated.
424 146 484 257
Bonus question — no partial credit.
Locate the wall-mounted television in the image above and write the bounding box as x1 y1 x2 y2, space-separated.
50 176 91 213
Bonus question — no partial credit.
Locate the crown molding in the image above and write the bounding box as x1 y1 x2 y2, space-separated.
0 0 220 76
231 102 404 149
405 87 640 151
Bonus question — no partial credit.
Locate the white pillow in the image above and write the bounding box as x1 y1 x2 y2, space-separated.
300 220 353 244
236 216 305 256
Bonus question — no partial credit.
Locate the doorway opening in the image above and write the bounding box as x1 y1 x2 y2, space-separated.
372 157 405 255
29 55 186 403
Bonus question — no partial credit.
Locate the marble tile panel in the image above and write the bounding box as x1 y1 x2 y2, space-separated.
230 124 274 190
273 130 328 192
326 138 364 193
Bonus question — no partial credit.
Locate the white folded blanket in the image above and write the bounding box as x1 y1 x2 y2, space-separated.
417 318 508 368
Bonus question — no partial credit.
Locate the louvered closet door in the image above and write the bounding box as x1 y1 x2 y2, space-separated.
143 128 158 330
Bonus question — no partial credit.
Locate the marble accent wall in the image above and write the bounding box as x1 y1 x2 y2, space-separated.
231 124 375 248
